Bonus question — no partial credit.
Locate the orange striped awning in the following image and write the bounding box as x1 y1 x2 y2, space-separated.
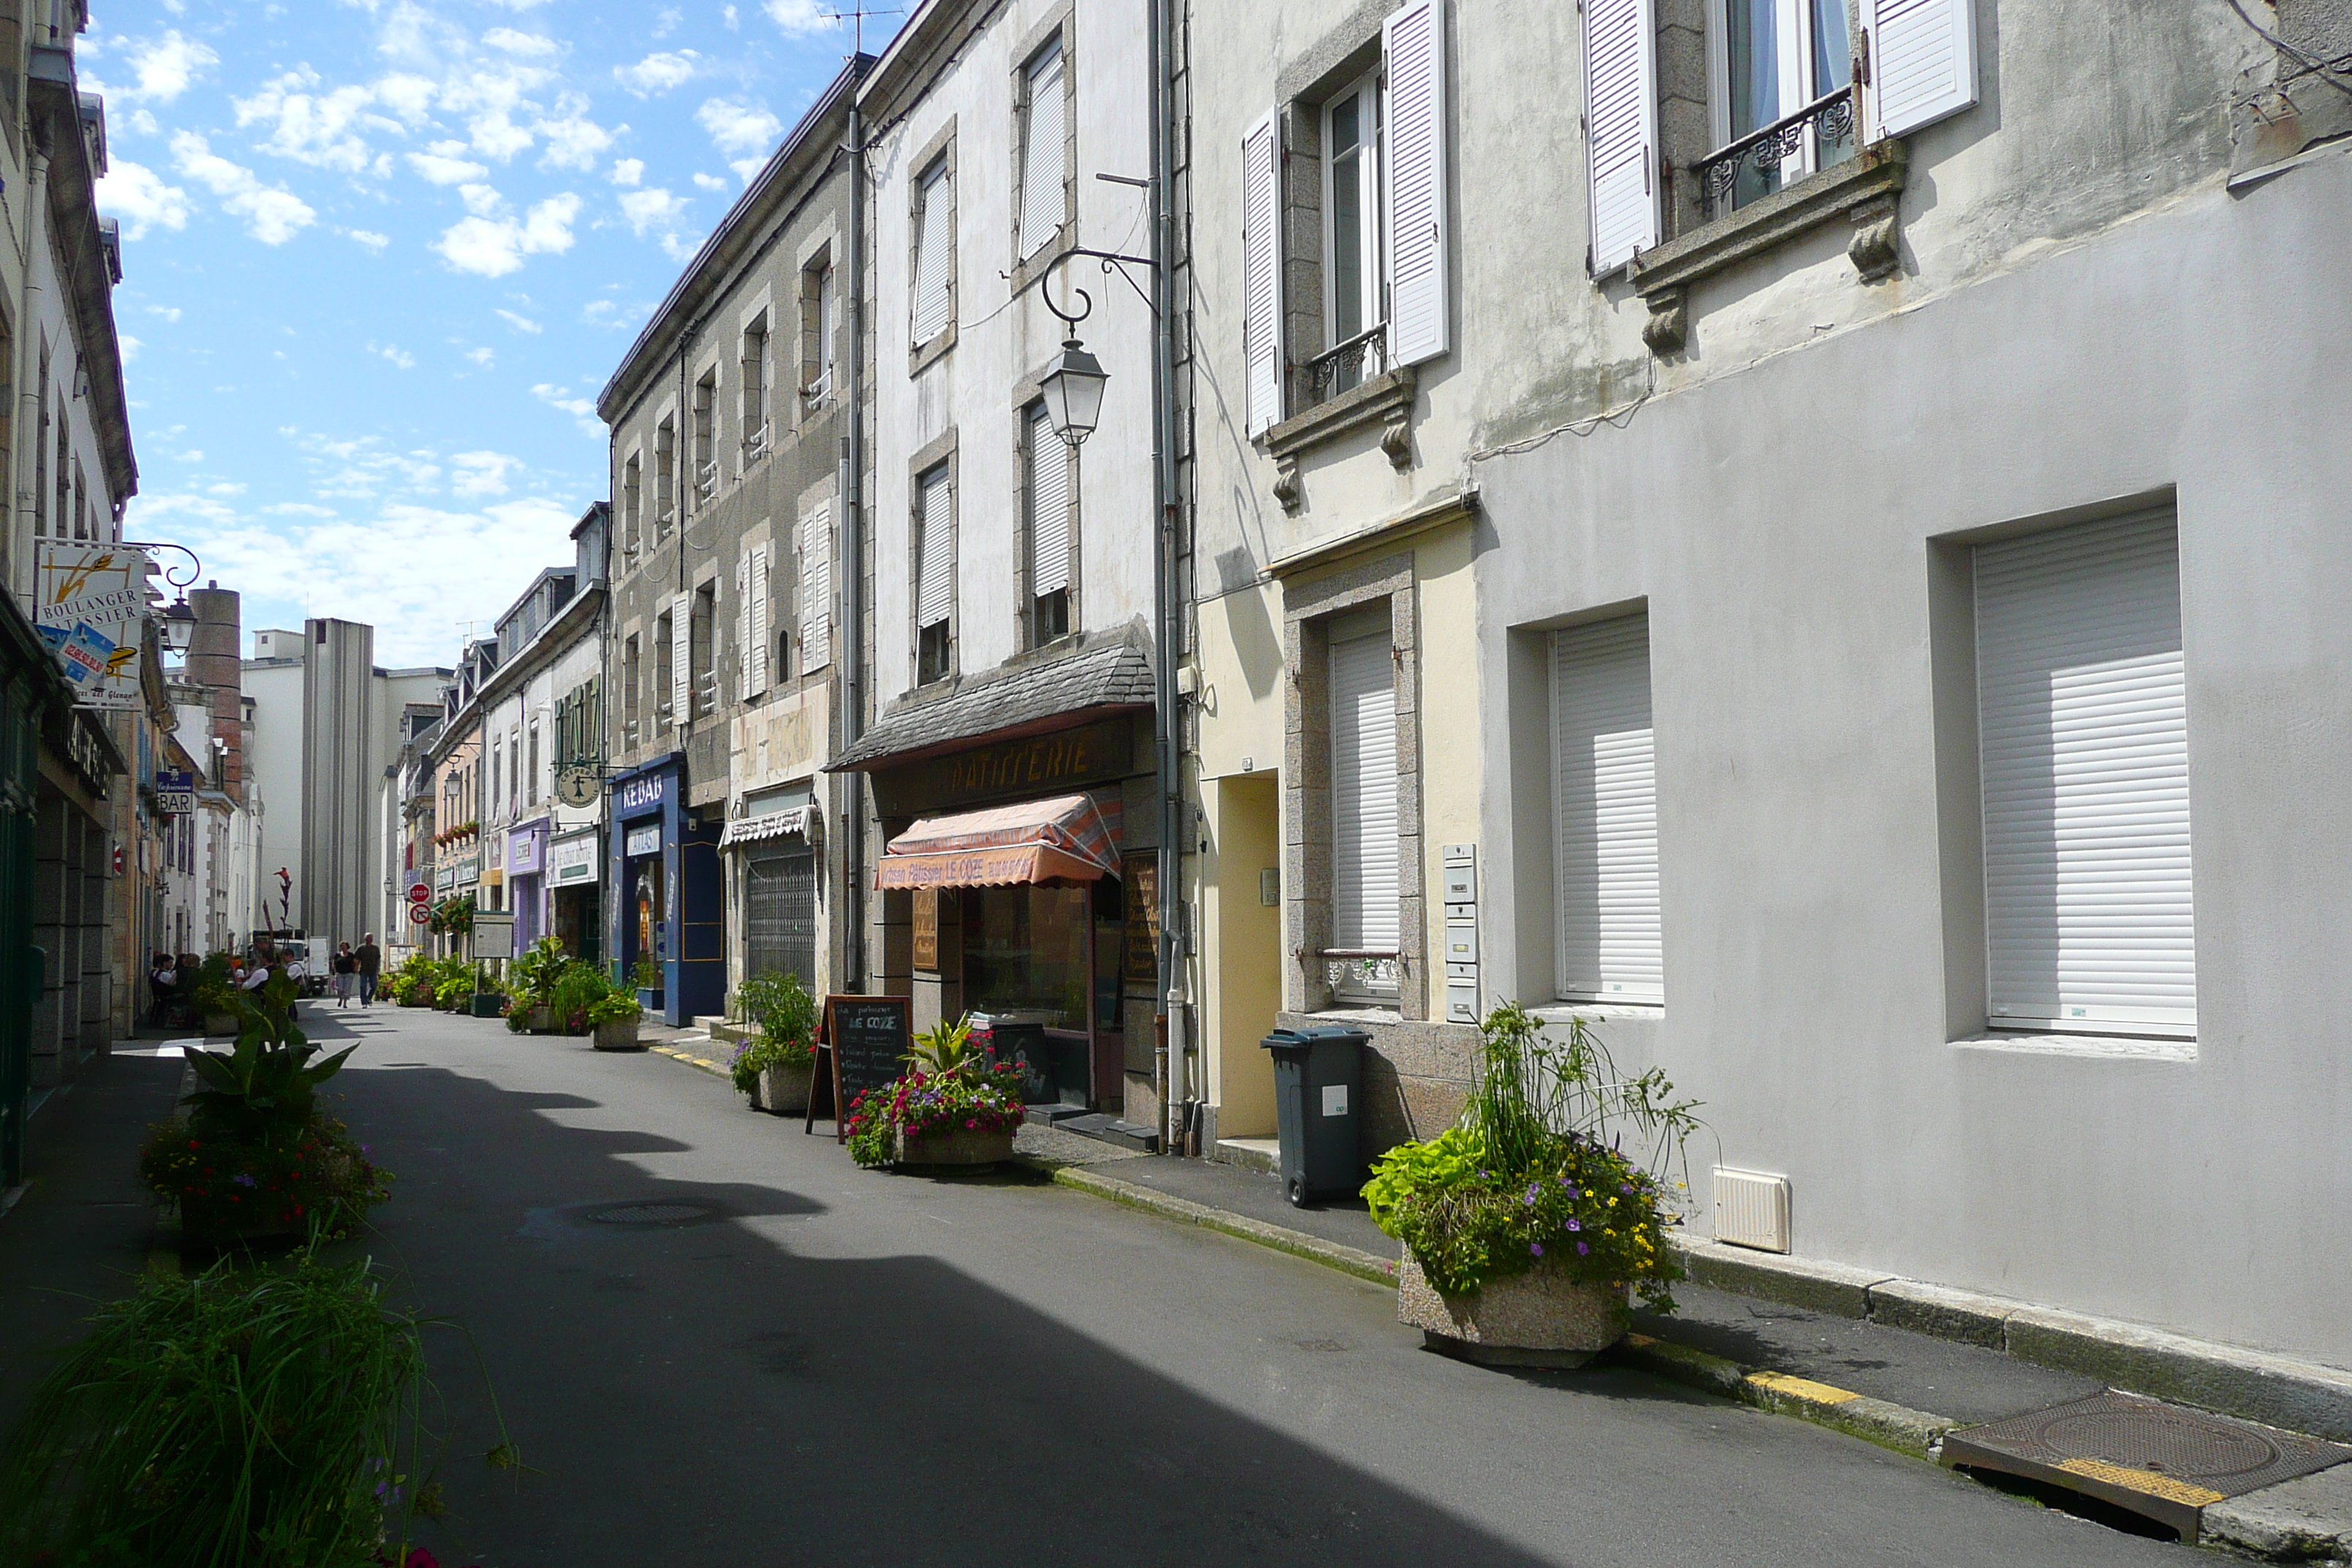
875 793 1122 891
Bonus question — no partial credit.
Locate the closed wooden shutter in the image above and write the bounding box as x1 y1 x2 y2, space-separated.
668 593 691 725
1975 510 2193 1034
735 555 754 702
913 161 953 344
1551 614 1662 1003
1583 0 1659 273
1019 41 1066 258
1383 0 1449 366
747 543 771 697
1865 0 1978 139
1330 630 1400 972
916 470 952 629
1027 404 1071 595
799 508 832 671
1241 109 1283 436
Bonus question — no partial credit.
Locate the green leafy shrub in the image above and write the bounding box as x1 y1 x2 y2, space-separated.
629 954 660 991
727 973 819 1092
584 990 640 1026
193 953 240 1014
1363 1003 1699 1307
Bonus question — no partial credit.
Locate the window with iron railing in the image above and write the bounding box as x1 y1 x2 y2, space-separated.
1697 0 1855 219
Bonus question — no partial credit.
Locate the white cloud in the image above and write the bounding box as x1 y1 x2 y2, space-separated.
652 8 684 38
451 451 520 497
170 132 317 244
108 30 222 102
148 304 184 323
265 502 339 518
431 191 580 276
408 148 489 184
531 382 603 437
483 28 559 55
371 342 418 369
464 347 495 367
233 69 397 175
345 228 391 251
97 160 192 240
617 50 698 96
691 172 727 192
618 186 690 237
119 335 144 362
765 0 841 36
536 100 615 170
696 98 782 157
725 4 741 27
610 157 645 186
495 308 543 334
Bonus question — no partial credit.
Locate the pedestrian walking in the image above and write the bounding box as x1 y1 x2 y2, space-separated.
355 932 382 1006
332 942 358 1007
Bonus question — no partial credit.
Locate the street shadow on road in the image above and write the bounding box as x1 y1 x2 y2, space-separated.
330 1057 1567 1568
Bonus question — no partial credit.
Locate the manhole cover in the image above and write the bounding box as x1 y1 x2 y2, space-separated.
1942 1391 2351 1541
586 1200 722 1226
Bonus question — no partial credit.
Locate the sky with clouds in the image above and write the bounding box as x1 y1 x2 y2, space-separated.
91 0 897 668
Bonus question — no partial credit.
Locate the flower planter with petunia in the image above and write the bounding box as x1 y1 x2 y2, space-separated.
1364 1003 1700 1368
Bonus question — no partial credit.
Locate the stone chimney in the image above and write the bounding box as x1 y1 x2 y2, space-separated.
185 581 244 802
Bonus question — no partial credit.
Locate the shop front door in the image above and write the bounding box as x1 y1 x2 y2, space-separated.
745 848 815 986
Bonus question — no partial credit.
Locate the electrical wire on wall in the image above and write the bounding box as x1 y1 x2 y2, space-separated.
1463 357 1657 466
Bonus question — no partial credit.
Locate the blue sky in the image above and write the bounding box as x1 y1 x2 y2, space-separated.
91 0 897 667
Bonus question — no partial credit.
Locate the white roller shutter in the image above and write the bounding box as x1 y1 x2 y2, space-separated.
799 508 832 672
1241 109 1283 437
1865 0 1978 140
913 161 953 344
1975 510 2193 1034
1583 0 1659 274
1383 0 1449 366
1330 630 1400 972
1019 41 1066 258
1552 614 1662 1003
747 543 772 697
1027 405 1071 595
916 469 952 629
668 592 691 725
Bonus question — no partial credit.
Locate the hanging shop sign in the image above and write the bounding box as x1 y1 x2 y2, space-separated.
509 826 545 875
154 768 197 815
34 544 148 710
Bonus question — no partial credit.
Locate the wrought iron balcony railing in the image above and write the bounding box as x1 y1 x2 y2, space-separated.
1300 323 1391 409
1695 83 1857 222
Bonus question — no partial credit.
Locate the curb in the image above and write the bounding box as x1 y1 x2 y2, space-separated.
1021 1158 1399 1288
1609 1335 1956 1458
645 1039 727 1079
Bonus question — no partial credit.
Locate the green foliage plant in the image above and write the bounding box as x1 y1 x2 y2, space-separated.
629 954 660 991
183 974 354 1146
902 1014 978 1079
584 990 640 1027
728 974 818 1093
1363 1002 1701 1308
193 954 240 1015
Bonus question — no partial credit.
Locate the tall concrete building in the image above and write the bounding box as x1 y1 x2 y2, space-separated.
242 620 448 946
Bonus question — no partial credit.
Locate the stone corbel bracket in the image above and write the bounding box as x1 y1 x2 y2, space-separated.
1628 139 1910 358
1263 365 1420 515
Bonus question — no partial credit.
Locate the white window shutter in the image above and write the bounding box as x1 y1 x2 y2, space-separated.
1019 42 1066 258
1551 615 1662 1004
917 471 952 627
1383 0 1448 366
668 592 692 725
799 508 832 672
913 163 953 344
1975 510 2193 1034
1028 406 1071 595
1865 0 1977 140
1330 630 1401 960
1240 109 1284 437
1583 0 1659 274
747 543 771 697
735 556 753 702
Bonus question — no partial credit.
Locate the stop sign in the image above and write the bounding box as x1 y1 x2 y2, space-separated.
407 881 431 903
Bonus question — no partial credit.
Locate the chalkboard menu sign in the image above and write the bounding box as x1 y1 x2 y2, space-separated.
806 995 913 1142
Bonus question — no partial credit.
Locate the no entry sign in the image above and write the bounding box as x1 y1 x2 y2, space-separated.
407 904 431 924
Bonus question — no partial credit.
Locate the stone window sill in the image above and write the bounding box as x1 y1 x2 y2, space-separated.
1627 139 1909 355
1950 1030 2196 1063
1262 366 1417 513
909 319 957 377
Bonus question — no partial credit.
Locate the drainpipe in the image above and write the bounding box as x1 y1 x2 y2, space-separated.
1148 0 1187 1150
842 91 868 990
16 149 49 600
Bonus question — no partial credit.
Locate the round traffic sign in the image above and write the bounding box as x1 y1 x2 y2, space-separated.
407 904 431 924
407 881 431 903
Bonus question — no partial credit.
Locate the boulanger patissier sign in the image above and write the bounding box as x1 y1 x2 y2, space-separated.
35 545 148 710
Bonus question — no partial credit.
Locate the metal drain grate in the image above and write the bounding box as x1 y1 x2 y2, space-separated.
1942 1390 2352 1541
587 1200 721 1226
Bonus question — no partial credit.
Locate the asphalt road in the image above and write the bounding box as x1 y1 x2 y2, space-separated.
317 1003 2190 1568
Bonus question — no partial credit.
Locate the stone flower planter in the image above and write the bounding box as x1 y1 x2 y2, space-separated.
203 1012 240 1036
1396 1249 1630 1368
757 1061 814 1115
892 1126 1015 1169
593 1014 642 1051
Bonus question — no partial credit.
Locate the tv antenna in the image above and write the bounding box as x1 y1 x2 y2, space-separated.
818 1 902 54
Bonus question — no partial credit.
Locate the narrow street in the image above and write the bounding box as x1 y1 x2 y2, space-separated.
314 1005 2190 1568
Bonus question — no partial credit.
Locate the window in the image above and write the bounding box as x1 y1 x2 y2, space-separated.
622 454 641 555
1551 614 1662 1004
741 317 772 459
1974 510 2193 1036
527 723 540 805
1712 0 1852 212
692 372 719 503
622 636 641 746
491 739 503 818
1018 39 1067 260
798 505 833 672
802 254 837 406
55 402 70 539
1322 72 1382 389
912 157 954 347
736 543 772 702
655 418 677 535
1330 622 1400 1003
1023 404 1071 644
655 611 676 731
691 581 717 715
915 467 953 684
508 731 521 812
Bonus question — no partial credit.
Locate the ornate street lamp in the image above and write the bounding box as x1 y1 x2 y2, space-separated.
1038 334 1108 449
159 598 198 655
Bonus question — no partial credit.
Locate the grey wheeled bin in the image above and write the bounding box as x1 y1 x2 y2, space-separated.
1261 1025 1368 1206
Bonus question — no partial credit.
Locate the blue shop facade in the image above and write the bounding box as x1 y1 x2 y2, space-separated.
607 752 725 1026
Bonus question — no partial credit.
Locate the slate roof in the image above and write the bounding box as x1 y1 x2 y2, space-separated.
830 633 1156 772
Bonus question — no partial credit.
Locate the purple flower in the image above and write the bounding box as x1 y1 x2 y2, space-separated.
1567 1218 1580 1231
1529 1243 1544 1257
1577 1241 1589 1255
233 1173 257 1188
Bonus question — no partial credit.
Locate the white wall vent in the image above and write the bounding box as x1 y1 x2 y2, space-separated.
1712 1168 1791 1253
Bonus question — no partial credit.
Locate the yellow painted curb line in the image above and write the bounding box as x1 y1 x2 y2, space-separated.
2057 1456 2225 1508
1745 1370 1863 1406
